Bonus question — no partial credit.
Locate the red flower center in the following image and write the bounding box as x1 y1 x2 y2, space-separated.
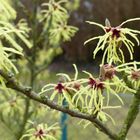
105 27 120 38
35 129 44 139
88 78 96 88
96 81 104 90
88 78 104 90
55 83 65 93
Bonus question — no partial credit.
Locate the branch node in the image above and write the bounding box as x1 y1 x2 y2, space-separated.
25 87 32 92
8 72 14 78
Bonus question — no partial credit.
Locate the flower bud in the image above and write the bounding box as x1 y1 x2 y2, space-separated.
131 70 140 80
100 64 116 80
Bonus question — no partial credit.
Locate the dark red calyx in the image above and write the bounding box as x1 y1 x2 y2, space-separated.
100 64 116 80
112 28 120 38
105 27 111 33
96 80 104 90
88 78 104 90
35 129 44 139
88 78 96 88
55 83 65 93
105 27 121 38
52 3 58 10
131 70 140 80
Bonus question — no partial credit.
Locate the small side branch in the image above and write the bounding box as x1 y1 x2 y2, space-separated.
117 91 140 140
0 70 117 140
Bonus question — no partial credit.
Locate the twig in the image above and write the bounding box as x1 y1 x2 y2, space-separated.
117 91 140 140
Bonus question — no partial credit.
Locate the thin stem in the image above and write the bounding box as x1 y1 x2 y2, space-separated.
117 91 140 140
16 98 30 140
17 66 36 140
17 1 39 139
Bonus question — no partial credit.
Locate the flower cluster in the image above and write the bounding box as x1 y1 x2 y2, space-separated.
40 64 81 107
100 63 136 93
116 61 140 90
40 0 68 23
39 0 78 46
41 64 135 123
84 18 140 64
20 122 60 140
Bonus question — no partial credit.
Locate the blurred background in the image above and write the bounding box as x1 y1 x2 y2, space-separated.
0 0 140 140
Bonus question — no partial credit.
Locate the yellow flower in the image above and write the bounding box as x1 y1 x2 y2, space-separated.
84 18 140 64
20 122 60 140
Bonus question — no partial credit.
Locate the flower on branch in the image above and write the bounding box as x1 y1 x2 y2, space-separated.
84 18 140 64
40 0 68 23
116 61 140 90
100 64 116 80
40 64 138 125
49 21 78 46
39 0 78 46
40 64 81 107
72 70 124 116
20 121 60 140
100 63 136 94
55 82 65 93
